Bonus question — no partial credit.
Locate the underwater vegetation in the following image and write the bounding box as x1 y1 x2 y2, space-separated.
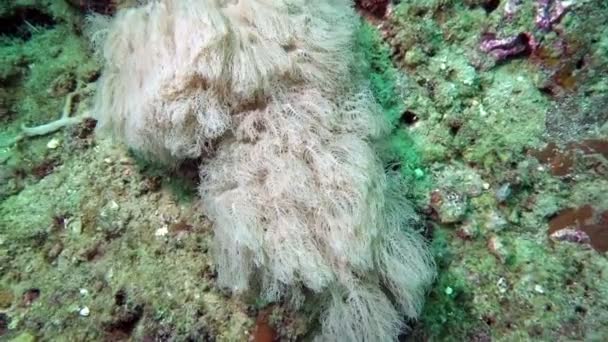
92 1 435 341
0 0 607 341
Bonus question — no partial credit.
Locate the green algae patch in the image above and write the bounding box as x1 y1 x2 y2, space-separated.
355 23 431 201
355 23 404 126
454 66 547 167
415 228 481 341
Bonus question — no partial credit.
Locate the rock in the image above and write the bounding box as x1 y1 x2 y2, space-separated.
155 226 169 237
65 0 117 15
45 242 64 262
496 277 508 294
495 183 512 202
251 309 277 342
22 289 40 306
0 287 14 309
46 138 60 149
487 235 509 263
430 189 468 224
68 218 82 235
355 0 390 18
79 306 90 317
9 332 36 342
485 211 508 231
0 313 8 336
456 220 479 240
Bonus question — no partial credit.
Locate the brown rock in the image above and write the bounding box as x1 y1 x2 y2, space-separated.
0 288 14 309
355 0 390 18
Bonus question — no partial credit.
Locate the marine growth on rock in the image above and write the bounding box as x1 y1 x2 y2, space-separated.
91 1 435 340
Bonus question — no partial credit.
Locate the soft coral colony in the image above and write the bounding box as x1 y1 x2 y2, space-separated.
90 0 435 340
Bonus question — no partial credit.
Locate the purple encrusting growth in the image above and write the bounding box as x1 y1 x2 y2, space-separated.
535 0 574 30
550 228 591 246
482 0 575 60
479 32 536 60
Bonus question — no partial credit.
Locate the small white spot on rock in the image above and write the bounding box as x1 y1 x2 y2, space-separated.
79 306 90 317
47 138 60 149
155 227 169 237
497 277 508 294
109 200 119 210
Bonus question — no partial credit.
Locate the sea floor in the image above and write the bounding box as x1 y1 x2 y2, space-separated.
1 0 608 341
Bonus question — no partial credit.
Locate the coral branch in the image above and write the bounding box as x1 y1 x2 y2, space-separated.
2 84 92 147
21 90 85 137
21 116 83 137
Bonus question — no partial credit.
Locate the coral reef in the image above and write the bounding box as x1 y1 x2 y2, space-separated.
378 0 608 340
1 0 607 341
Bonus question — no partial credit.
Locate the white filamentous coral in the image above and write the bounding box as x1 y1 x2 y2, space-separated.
93 0 354 161
92 0 435 340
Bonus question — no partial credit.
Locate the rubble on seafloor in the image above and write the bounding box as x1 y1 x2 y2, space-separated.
376 0 608 340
